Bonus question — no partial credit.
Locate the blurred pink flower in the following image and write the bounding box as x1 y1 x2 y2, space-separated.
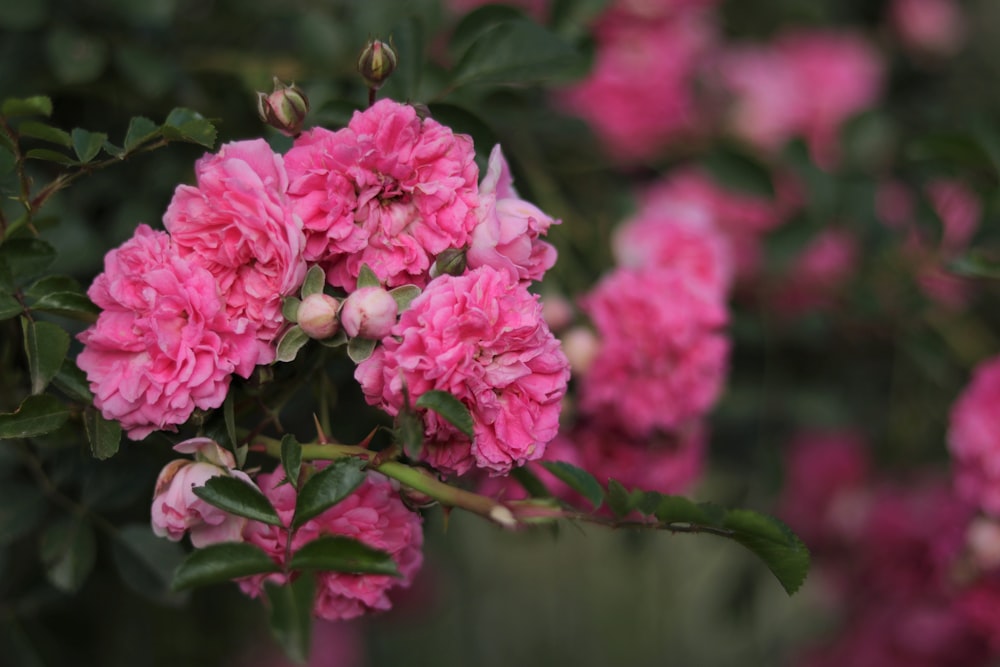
928 178 980 255
240 468 424 621
284 100 479 289
151 438 254 547
890 0 966 57
78 225 257 440
356 267 570 477
949 355 1000 516
466 145 558 284
578 266 729 437
164 139 307 365
774 228 859 314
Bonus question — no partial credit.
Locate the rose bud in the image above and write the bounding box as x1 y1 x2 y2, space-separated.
357 39 397 90
298 293 341 339
340 286 399 339
256 77 310 137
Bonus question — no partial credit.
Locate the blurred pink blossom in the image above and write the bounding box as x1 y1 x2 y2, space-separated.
356 267 570 477
890 0 966 57
949 355 1000 516
164 139 307 365
284 100 479 290
773 228 859 314
240 469 424 621
77 225 258 440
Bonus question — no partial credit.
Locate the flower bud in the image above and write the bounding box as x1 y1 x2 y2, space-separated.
357 39 397 90
297 293 341 339
431 248 467 278
340 286 399 339
256 77 310 137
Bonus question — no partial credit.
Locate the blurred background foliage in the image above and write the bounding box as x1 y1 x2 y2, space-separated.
1 0 1000 665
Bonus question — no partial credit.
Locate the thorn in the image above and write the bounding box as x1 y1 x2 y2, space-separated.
312 414 329 444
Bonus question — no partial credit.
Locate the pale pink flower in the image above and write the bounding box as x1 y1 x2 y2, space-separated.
239 468 424 621
284 100 479 289
355 267 570 477
949 355 1000 516
77 225 257 440
339 286 398 339
151 438 254 547
890 0 966 57
466 145 558 283
164 139 307 365
297 293 341 340
578 266 729 437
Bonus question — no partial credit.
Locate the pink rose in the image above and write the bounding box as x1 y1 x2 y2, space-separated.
466 145 558 283
297 293 341 340
339 286 398 339
239 468 424 621
164 139 307 365
77 225 258 440
151 438 254 547
355 267 570 477
578 265 729 437
284 100 479 289
949 355 1000 516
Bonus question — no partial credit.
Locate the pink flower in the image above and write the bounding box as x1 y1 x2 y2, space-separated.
77 225 258 440
466 145 558 283
151 438 254 547
164 139 307 365
578 266 729 437
339 286 398 339
239 468 424 621
284 100 479 290
928 178 980 256
558 5 716 162
355 267 570 477
949 355 1000 516
297 293 341 340
773 228 859 314
890 0 966 57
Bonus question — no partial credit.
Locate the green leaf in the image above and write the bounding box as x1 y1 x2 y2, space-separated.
24 148 76 165
193 476 283 526
415 390 474 439
0 481 47 546
70 128 108 164
652 496 726 527
53 359 94 403
84 407 121 460
21 318 70 394
224 391 237 449
0 394 69 439
18 121 72 147
388 285 421 312
162 108 217 148
0 144 14 176
950 253 1000 280
449 4 526 63
275 325 310 363
0 238 56 281
102 140 125 159
281 434 303 489
1 96 53 118
289 535 399 576
0 293 21 320
301 265 325 297
386 16 425 101
282 296 302 323
356 264 380 289
40 515 97 593
539 461 603 509
292 458 367 529
318 330 348 349
124 116 159 152
701 146 775 198
346 336 376 363
265 572 315 664
172 542 280 591
511 466 551 498
451 19 586 89
395 408 424 458
605 479 644 517
722 509 810 596
113 524 188 605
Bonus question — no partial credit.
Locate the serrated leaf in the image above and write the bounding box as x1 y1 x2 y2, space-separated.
281 434 303 490
722 509 810 595
162 108 216 148
396 408 424 458
21 318 69 394
0 394 69 439
653 496 726 527
265 572 314 664
606 479 643 517
2 96 52 118
282 296 301 323
388 285 421 312
52 359 93 403
292 458 367 529
346 336 376 363
70 128 107 164
40 516 96 593
24 148 76 165
0 238 56 281
25 274 81 297
113 524 188 605
539 461 603 509
193 476 283 526
18 121 72 147
84 406 121 459
289 535 399 575
415 390 474 439
275 325 309 363
102 140 124 158
124 116 159 152
172 542 280 591
301 265 325 298
356 264 380 289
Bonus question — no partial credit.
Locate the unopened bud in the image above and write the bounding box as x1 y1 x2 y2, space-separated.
297 293 341 340
431 248 467 278
340 286 399 339
256 77 309 137
357 39 397 90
